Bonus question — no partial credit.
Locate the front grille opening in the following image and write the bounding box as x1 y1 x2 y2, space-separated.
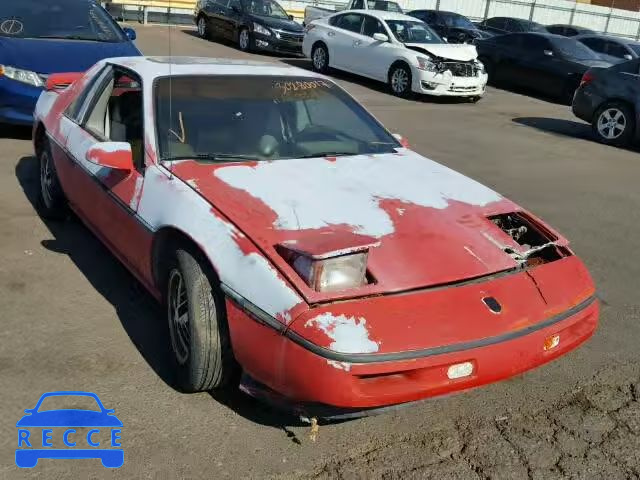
489 212 571 265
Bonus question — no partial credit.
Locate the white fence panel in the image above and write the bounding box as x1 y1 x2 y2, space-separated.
439 0 487 19
488 0 533 19
607 12 640 37
400 0 438 12
531 0 574 25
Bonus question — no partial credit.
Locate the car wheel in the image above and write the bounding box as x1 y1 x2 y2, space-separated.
238 28 253 52
166 247 238 392
469 96 482 103
592 102 635 147
311 43 329 73
197 15 211 39
37 139 67 220
388 63 413 98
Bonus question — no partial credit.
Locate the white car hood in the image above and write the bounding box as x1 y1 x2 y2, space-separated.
404 43 478 62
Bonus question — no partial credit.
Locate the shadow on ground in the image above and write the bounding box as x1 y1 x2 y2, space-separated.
1 125 32 141
14 154 308 432
512 117 594 140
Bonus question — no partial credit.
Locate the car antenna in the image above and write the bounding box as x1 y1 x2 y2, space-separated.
168 2 174 181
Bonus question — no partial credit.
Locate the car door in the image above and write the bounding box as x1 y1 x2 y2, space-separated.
225 0 243 42
514 34 559 93
354 15 394 80
579 36 606 57
202 0 227 37
430 12 449 39
60 66 152 280
488 33 525 84
328 13 365 71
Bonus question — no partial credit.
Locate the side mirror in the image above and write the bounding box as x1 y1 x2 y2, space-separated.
442 37 448 43
288 14 294 20
543 49 554 57
392 133 410 148
86 142 134 171
624 54 633 61
372 32 389 42
123 27 136 41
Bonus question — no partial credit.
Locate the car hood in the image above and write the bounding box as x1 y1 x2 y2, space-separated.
170 151 548 301
0 37 140 74
16 410 123 427
404 42 478 61
249 14 304 32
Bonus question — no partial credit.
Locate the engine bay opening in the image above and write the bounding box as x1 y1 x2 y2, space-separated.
488 213 571 266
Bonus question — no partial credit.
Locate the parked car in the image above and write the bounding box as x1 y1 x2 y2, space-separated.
407 9 494 44
546 24 595 37
33 56 598 414
194 0 304 55
477 32 611 101
575 34 640 63
304 0 402 27
0 0 140 126
573 59 640 147
304 10 488 99
477 17 548 35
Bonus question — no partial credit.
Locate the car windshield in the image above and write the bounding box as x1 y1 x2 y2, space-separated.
442 13 475 29
0 0 126 42
155 76 400 162
552 36 600 60
242 0 289 19
628 43 640 55
386 20 443 44
367 1 403 13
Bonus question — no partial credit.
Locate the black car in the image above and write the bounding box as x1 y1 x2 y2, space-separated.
477 16 548 35
546 24 595 37
476 32 612 101
407 10 493 44
573 59 640 147
575 34 640 64
194 0 304 55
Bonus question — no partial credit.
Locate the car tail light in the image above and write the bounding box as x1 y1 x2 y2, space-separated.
580 70 594 87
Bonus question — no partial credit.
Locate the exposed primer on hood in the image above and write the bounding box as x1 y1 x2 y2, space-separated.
305 313 379 354
213 150 501 238
405 43 478 62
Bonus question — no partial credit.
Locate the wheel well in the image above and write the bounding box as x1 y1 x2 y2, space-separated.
388 60 410 80
151 227 219 294
312 40 327 52
596 98 635 117
34 122 46 155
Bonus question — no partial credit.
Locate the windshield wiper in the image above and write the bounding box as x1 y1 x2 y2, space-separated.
162 153 260 163
295 151 357 159
39 35 115 42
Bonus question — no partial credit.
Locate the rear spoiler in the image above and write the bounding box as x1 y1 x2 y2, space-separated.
46 72 83 92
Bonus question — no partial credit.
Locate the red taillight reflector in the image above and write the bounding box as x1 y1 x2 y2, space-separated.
580 71 594 87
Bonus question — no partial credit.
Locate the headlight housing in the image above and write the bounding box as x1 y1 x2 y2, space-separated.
416 57 437 72
0 65 44 87
253 23 271 36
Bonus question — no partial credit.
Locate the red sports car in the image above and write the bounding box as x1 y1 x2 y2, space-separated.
33 56 598 416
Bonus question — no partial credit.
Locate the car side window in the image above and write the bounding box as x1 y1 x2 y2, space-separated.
492 33 520 47
65 66 112 123
605 41 629 59
82 69 145 170
580 37 605 53
336 13 364 33
507 19 523 32
362 15 385 37
487 18 506 31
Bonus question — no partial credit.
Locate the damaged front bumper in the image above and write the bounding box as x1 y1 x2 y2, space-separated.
224 256 599 412
413 68 488 97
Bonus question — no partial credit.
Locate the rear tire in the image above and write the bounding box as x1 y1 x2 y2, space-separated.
37 139 67 220
165 247 238 392
197 15 211 40
388 63 413 98
238 28 253 52
311 43 329 73
592 102 635 148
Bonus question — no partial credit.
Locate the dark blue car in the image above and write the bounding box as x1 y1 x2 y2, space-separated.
0 0 141 126
16 391 123 468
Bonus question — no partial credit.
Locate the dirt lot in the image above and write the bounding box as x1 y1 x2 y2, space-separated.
1 25 640 479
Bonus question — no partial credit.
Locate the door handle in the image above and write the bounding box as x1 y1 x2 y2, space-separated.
353 40 361 46
327 31 335 37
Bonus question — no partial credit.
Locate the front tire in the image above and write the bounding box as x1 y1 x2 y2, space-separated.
37 139 67 220
592 102 635 147
238 28 253 52
166 248 237 392
311 43 329 73
388 63 413 98
197 15 211 39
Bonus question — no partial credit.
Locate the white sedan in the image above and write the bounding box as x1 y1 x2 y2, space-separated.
303 10 488 100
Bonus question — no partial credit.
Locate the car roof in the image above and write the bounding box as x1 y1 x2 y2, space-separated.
98 56 322 80
344 9 419 21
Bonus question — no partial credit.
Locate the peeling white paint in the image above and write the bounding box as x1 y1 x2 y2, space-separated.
306 313 379 353
130 175 144 210
137 166 302 320
214 152 502 237
327 360 352 372
464 246 489 268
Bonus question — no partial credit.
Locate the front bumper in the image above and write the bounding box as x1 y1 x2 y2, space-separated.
0 77 42 125
413 68 488 97
253 32 303 55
